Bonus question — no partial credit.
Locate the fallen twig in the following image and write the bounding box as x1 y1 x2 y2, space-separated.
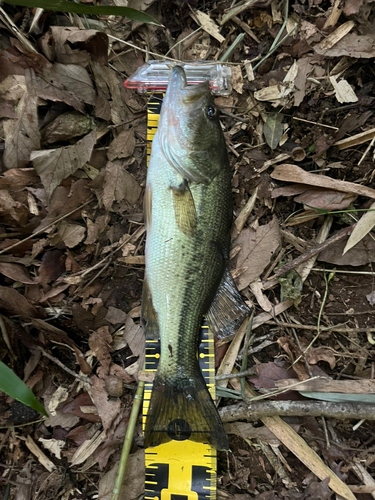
263 320 375 334
37 347 91 384
229 373 356 499
111 380 144 500
292 116 339 131
220 400 375 422
0 198 94 256
263 224 355 290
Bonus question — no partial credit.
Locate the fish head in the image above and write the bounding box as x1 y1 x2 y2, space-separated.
159 66 228 185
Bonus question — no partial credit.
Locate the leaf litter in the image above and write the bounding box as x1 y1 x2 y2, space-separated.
0 0 375 499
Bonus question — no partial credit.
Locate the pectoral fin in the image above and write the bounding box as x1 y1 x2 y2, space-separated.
171 180 197 237
206 268 250 339
141 277 160 340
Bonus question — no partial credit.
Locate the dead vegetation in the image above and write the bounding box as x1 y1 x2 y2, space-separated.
0 0 375 498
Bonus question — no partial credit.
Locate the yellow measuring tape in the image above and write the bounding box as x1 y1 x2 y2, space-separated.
143 93 217 500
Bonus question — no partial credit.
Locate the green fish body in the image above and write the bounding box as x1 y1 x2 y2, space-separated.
142 66 248 450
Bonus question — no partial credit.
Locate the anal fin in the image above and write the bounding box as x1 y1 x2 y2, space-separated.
206 267 250 339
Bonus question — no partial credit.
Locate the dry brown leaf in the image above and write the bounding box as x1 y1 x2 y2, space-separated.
343 201 375 254
57 221 86 248
105 306 127 325
343 0 363 15
249 361 296 390
318 234 375 266
98 449 144 500
191 10 224 43
233 187 258 236
294 57 312 107
31 130 96 198
0 74 26 103
14 462 32 500
70 429 106 467
38 249 66 287
47 27 108 65
255 61 298 105
314 32 375 58
334 110 373 142
85 215 110 245
122 316 145 368
0 286 38 317
95 89 111 121
36 72 84 113
294 187 356 211
35 179 91 232
61 392 100 423
113 316 145 372
231 65 243 94
318 20 355 51
107 129 136 161
91 63 128 125
277 337 311 380
3 69 40 169
40 284 70 303
231 216 281 291
305 346 336 369
271 164 375 199
0 262 35 284
224 421 281 444
0 168 39 192
0 190 28 224
329 76 358 103
89 375 121 433
39 438 65 460
42 63 96 105
88 326 113 376
103 161 142 210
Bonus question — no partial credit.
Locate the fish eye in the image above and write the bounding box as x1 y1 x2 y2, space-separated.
206 105 217 119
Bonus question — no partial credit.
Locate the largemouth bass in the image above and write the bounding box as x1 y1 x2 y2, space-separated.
142 66 249 450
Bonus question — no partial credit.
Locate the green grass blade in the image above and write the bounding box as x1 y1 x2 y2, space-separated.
2 0 161 25
0 361 47 416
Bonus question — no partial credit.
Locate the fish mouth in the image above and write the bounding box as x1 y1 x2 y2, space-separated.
169 66 187 90
165 66 209 103
163 66 187 106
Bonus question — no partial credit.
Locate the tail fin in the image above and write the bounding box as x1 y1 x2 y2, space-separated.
144 371 229 450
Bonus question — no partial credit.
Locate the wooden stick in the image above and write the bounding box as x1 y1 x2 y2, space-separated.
263 224 355 290
220 400 375 422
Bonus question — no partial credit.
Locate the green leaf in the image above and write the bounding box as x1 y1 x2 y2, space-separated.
263 113 284 150
215 386 243 399
2 0 161 25
0 360 47 416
